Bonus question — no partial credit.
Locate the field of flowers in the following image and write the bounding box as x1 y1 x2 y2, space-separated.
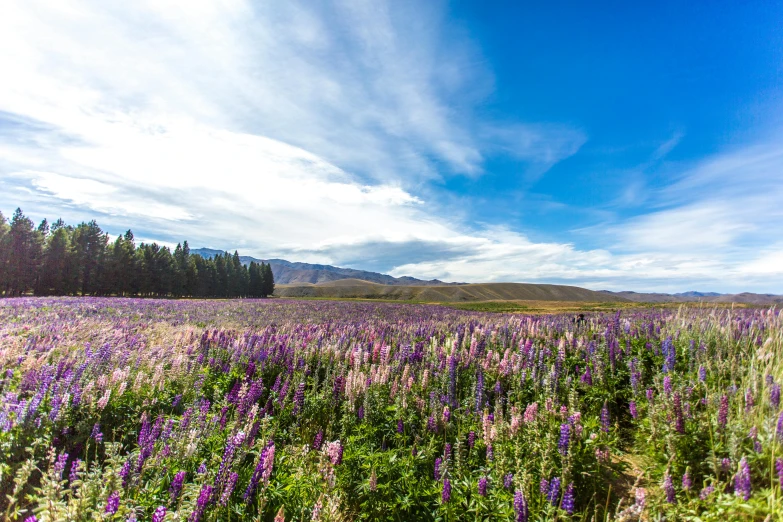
0 297 782 521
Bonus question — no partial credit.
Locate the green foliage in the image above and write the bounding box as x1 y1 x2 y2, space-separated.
0 208 277 298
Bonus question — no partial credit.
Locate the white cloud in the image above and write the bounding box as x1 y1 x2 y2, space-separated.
0 0 780 293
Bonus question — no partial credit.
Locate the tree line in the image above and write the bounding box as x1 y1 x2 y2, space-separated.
0 208 275 298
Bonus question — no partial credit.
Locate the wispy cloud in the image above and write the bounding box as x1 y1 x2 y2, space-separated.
0 0 780 293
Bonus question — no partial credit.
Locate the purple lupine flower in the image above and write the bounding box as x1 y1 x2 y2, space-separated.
442 478 451 503
427 415 437 433
663 375 672 395
629 401 638 419
698 366 706 382
69 459 82 483
600 402 610 433
197 462 207 474
547 477 560 506
468 431 476 449
215 431 245 488
245 446 267 501
172 394 182 408
734 457 751 500
152 506 167 522
663 472 676 504
91 423 103 443
776 458 783 488
118 460 132 487
53 452 68 479
718 395 729 430
771 384 781 410
475 371 484 411
24 517 38 522
190 484 214 522
504 473 514 489
581 364 593 386
219 472 238 506
699 485 714 500
561 483 575 514
777 411 783 441
105 490 120 514
558 423 570 455
486 444 493 461
447 355 457 407
721 458 732 473
514 489 529 522
682 469 692 491
745 389 754 412
662 337 675 373
313 430 323 450
673 393 684 434
478 476 488 496
540 478 549 496
434 457 442 480
169 471 186 502
293 382 305 415
397 419 404 434
646 388 654 403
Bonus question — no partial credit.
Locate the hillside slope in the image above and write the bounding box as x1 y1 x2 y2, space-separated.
275 279 628 302
600 290 783 305
191 248 459 286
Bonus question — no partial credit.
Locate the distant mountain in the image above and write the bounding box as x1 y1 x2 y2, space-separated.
191 248 461 286
674 291 723 298
600 290 783 305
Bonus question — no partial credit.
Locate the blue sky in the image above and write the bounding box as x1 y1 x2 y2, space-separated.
1 0 782 292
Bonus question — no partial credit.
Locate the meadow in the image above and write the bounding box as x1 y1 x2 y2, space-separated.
0 297 781 521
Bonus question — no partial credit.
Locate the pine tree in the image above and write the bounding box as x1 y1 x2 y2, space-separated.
248 262 261 297
72 220 108 295
2 209 43 295
184 243 199 297
36 225 76 295
0 211 8 292
1 207 271 299
215 254 228 298
261 262 275 297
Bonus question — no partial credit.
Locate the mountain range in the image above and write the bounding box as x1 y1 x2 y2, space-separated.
192 248 782 304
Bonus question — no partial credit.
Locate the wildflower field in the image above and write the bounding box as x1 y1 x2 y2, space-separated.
1 298 782 521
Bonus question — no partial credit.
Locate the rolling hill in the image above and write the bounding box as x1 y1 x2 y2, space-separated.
193 248 781 304
274 279 628 303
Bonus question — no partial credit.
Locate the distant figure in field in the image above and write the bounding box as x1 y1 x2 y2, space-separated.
573 313 586 325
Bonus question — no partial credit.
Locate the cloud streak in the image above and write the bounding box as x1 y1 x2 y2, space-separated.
0 0 780 293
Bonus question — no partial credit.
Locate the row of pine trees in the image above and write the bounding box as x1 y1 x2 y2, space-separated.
0 208 275 298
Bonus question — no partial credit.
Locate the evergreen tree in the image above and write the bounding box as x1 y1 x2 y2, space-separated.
72 220 108 295
231 251 248 297
36 225 77 295
2 209 43 296
261 262 275 297
0 211 8 291
248 262 262 297
173 243 187 297
0 207 272 299
215 254 228 298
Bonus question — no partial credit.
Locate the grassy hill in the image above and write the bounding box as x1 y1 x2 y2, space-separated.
274 279 628 303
